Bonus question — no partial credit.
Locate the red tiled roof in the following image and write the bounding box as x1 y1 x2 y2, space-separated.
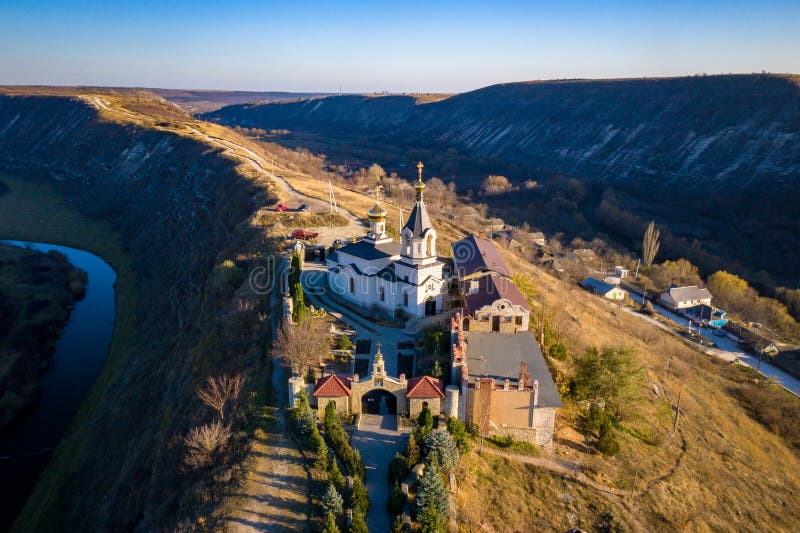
406 375 445 399
313 374 352 397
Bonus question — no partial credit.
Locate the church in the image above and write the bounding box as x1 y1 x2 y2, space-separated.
326 162 447 319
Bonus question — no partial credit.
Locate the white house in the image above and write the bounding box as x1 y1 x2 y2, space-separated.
326 162 447 319
659 285 713 309
579 277 627 300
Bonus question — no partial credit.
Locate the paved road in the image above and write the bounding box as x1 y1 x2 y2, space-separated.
352 414 405 532
626 293 800 395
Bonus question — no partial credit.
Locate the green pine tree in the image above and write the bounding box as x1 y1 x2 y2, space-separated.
419 503 446 533
413 464 448 520
321 511 340 533
390 515 407 533
329 458 346 493
418 405 434 429
349 511 368 533
404 432 420 466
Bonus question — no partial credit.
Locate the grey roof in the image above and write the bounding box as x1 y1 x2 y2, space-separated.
666 285 712 302
464 332 562 408
464 273 530 312
403 199 433 238
579 277 617 295
336 239 401 261
452 234 511 278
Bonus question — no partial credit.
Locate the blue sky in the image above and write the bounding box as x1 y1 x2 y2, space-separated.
1 0 798 93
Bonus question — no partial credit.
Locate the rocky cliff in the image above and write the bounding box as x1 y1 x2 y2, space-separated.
207 74 800 194
0 92 277 531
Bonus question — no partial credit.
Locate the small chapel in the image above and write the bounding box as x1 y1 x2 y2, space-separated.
326 162 447 319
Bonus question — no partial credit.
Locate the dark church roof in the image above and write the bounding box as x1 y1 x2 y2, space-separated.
403 199 433 238
452 234 511 279
335 239 401 261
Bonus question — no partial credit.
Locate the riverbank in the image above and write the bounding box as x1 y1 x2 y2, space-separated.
0 243 87 429
0 173 134 530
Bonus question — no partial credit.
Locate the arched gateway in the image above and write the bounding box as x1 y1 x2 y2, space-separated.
312 347 445 420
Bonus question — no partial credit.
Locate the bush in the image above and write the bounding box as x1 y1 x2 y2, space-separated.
569 347 644 422
586 404 607 431
597 420 620 456
183 420 232 467
549 342 568 361
336 334 354 350
323 400 366 480
418 405 434 429
389 453 410 485
487 435 513 448
446 417 471 454
387 485 407 516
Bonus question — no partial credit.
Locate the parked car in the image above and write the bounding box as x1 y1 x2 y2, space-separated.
289 229 319 240
276 203 289 212
297 203 310 212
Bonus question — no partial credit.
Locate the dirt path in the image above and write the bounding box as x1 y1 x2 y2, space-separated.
224 259 310 532
184 127 365 245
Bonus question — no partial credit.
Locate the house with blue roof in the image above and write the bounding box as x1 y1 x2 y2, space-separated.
579 277 627 300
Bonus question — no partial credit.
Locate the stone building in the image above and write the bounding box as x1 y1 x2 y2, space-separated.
446 235 561 446
311 346 446 420
451 312 562 446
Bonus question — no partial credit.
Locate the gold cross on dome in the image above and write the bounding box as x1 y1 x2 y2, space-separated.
374 184 382 203
417 161 424 182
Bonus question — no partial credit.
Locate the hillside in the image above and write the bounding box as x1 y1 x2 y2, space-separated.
204 74 800 284
150 89 334 114
0 89 285 530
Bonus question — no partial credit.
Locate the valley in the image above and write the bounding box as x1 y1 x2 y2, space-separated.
203 74 800 293
0 86 798 532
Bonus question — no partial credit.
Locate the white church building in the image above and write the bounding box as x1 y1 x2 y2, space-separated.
326 162 447 319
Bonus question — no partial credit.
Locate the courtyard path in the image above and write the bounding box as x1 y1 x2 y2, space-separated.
352 414 406 532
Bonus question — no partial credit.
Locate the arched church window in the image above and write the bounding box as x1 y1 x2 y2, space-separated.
349 277 355 293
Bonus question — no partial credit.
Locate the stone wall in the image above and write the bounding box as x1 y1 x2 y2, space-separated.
316 396 350 417
409 397 441 418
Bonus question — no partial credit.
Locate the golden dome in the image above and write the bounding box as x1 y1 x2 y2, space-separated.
368 202 387 220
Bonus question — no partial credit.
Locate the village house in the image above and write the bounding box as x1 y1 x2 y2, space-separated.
660 285 713 310
580 277 627 300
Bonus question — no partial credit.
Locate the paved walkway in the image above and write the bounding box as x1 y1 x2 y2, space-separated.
352 414 405 532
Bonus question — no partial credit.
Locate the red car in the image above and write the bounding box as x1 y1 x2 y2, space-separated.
290 229 319 240
276 203 289 212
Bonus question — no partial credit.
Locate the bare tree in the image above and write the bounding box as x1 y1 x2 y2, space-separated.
196 373 246 420
184 420 232 467
642 221 661 267
272 318 331 377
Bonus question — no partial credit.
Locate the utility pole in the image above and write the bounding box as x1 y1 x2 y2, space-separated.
672 391 682 434
666 356 672 378
328 181 338 213
635 258 641 279
399 208 404 228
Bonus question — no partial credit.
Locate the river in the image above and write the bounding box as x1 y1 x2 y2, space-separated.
0 241 116 531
